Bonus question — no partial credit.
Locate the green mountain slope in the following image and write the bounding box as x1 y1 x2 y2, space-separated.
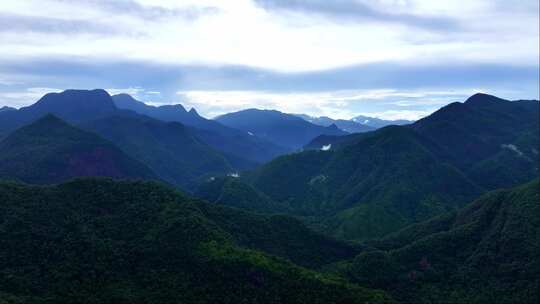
223 94 538 241
246 126 481 240
343 179 540 303
0 115 157 184
0 178 391 303
83 114 234 191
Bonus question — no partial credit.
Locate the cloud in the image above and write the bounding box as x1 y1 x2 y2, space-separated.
0 87 62 108
52 0 220 21
253 0 458 31
0 12 126 35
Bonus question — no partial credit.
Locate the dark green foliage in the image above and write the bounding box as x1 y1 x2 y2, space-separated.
0 115 157 184
344 179 540 303
0 178 392 304
196 201 360 268
195 176 290 213
247 126 481 240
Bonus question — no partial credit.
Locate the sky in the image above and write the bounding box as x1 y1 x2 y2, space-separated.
0 0 538 120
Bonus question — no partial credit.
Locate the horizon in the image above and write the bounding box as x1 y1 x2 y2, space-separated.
0 0 538 120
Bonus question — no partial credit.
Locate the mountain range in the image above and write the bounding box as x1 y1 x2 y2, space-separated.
296 113 413 133
294 114 376 133
0 89 538 303
198 93 539 240
216 109 348 149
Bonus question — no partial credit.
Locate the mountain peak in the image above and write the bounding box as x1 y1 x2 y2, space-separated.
465 93 507 105
189 107 199 116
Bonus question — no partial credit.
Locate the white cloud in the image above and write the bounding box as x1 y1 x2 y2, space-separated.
175 88 475 120
0 0 537 72
0 87 62 108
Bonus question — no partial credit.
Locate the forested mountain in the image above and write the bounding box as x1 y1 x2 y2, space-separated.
0 89 286 190
342 179 540 303
113 94 288 163
0 178 391 304
0 115 157 184
82 113 235 190
200 94 539 241
216 109 348 149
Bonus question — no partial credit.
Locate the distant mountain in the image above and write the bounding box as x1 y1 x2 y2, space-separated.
216 109 348 149
82 113 235 191
351 115 413 128
113 94 288 163
344 179 540 303
211 94 539 241
0 178 391 303
0 114 157 184
295 114 375 133
0 89 116 137
0 106 15 112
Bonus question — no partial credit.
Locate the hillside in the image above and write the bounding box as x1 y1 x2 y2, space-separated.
82 113 234 191
0 178 391 303
0 115 157 184
343 179 540 303
216 108 347 149
210 94 539 241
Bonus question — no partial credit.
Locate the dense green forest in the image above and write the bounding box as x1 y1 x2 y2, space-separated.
0 178 391 304
342 179 540 303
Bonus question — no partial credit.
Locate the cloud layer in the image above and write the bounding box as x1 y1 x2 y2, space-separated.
0 0 538 119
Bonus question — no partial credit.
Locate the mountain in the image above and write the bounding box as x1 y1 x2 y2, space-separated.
82 113 235 191
195 176 291 214
216 109 348 149
0 89 276 189
295 114 375 133
0 106 15 112
343 179 540 303
0 115 157 184
0 178 391 303
412 93 539 189
211 94 538 241
0 89 117 138
245 126 482 240
351 115 413 128
113 94 288 163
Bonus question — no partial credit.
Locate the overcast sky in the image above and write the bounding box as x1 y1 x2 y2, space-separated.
0 0 538 120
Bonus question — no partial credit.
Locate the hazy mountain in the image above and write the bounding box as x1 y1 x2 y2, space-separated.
113 94 288 163
0 114 157 184
0 89 117 137
207 94 538 241
344 179 539 303
0 178 391 303
295 114 375 133
351 115 413 128
0 106 15 112
216 109 348 149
